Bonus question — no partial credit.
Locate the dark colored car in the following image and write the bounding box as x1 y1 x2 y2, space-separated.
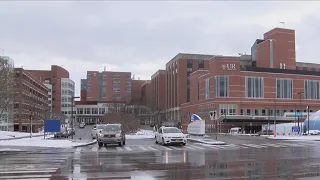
54 131 69 138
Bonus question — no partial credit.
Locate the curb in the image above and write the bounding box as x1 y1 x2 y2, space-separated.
72 139 97 148
187 138 227 145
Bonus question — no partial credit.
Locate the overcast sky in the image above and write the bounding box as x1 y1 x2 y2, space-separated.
1 1 320 96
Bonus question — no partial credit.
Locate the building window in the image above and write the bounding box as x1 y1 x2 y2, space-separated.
113 74 120 79
254 109 259 116
205 78 210 99
304 80 319 100
127 81 131 86
215 76 228 97
198 59 204 69
77 108 83 115
246 109 251 116
261 109 266 116
219 104 237 116
113 81 120 85
240 109 244 115
84 108 91 114
113 88 120 92
276 78 292 99
92 108 98 114
187 88 190 102
302 67 307 71
276 109 281 116
127 87 131 92
245 77 264 98
268 109 273 116
113 93 120 98
187 68 192 72
99 108 105 114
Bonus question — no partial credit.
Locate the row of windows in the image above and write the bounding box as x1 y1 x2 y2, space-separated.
204 76 320 100
113 88 131 92
219 104 314 117
77 108 106 115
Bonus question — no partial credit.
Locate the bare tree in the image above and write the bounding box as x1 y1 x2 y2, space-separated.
0 56 15 125
103 98 141 133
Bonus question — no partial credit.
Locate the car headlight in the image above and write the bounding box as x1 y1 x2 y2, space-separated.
116 133 121 137
98 133 104 137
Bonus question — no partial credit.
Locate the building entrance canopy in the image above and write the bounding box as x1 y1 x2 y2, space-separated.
217 115 296 126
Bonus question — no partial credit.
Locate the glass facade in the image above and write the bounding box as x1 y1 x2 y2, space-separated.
61 78 75 119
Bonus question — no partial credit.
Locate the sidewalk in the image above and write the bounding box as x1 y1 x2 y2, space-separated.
187 135 226 145
266 135 320 141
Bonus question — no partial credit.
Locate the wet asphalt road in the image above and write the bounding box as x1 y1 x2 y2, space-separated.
2 128 320 179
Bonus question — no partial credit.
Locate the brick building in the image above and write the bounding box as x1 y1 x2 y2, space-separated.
14 68 49 132
80 71 132 102
179 27 320 132
165 53 214 123
151 70 166 121
27 65 74 115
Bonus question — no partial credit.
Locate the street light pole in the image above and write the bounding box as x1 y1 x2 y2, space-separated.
297 92 304 135
273 100 276 136
71 96 80 140
307 105 310 135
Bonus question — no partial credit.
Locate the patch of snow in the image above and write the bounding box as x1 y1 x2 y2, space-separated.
130 171 157 180
188 137 226 145
267 135 320 141
0 135 96 148
0 131 45 140
0 148 22 152
126 130 155 139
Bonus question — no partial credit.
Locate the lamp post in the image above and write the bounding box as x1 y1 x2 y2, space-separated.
307 105 310 135
273 100 276 136
297 92 304 135
71 96 80 140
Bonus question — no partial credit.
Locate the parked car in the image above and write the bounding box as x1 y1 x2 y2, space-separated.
67 128 75 136
79 122 86 128
155 126 187 146
96 124 125 147
91 124 107 139
54 131 69 138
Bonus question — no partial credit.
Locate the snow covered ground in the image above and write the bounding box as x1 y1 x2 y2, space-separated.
267 135 320 141
0 135 96 148
0 131 45 140
126 130 155 139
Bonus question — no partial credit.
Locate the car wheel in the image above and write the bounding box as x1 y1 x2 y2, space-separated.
118 141 123 147
98 142 103 147
162 138 166 146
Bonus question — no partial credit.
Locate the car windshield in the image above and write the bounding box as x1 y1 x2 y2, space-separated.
103 125 121 132
96 125 105 130
163 128 181 133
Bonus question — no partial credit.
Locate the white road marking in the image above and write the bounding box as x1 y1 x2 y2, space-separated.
124 146 132 151
0 175 52 179
184 146 196 150
188 145 204 150
161 146 173 151
0 170 57 174
170 146 181 150
92 146 98 152
147 146 158 151
116 147 123 151
242 144 265 148
139 146 148 151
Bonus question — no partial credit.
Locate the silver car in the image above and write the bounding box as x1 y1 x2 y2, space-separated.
97 124 125 147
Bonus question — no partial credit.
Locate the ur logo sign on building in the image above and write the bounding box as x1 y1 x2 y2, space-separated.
221 64 236 71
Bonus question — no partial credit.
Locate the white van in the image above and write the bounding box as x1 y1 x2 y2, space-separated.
230 127 242 135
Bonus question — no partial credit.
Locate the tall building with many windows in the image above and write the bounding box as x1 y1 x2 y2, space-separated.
179 27 320 132
80 71 132 102
60 78 75 119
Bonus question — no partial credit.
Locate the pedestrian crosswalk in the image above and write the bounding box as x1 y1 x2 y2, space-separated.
77 141 320 153
0 152 72 179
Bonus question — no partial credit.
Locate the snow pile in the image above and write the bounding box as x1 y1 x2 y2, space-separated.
0 131 45 140
126 130 155 139
267 135 320 141
0 135 96 148
0 148 23 152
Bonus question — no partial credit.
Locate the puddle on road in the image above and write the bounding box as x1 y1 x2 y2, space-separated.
52 146 320 180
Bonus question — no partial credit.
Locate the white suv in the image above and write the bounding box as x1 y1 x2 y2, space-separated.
155 127 187 146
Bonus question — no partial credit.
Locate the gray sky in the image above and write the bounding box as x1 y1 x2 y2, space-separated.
1 1 320 96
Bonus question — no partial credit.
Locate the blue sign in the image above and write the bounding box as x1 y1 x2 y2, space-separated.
295 112 301 117
44 120 61 133
292 126 300 133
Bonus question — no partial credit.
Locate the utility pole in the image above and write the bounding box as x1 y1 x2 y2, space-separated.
307 105 310 135
273 100 276 137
